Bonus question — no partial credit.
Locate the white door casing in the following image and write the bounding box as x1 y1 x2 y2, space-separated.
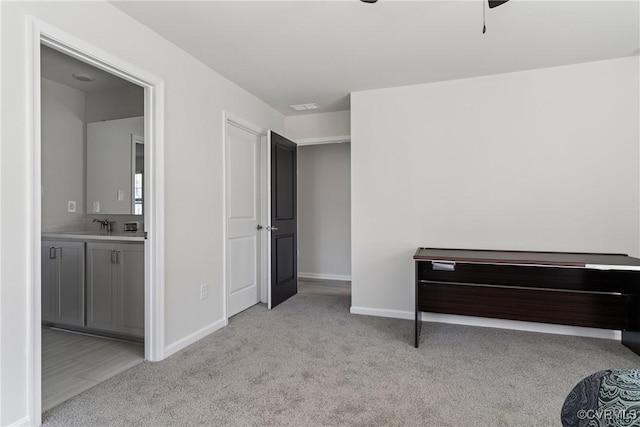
225 121 262 317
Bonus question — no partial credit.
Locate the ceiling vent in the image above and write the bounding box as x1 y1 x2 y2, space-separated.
72 72 95 82
289 103 319 111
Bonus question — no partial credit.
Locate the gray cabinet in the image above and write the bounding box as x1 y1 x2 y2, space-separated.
41 240 85 327
86 242 144 337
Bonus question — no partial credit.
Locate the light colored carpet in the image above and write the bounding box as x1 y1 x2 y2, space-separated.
43 292 639 426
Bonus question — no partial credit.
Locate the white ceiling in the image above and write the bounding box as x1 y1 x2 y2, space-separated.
41 45 139 93
111 0 639 116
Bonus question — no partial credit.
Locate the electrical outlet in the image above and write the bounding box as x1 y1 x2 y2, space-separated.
93 201 100 213
200 284 208 300
68 201 76 213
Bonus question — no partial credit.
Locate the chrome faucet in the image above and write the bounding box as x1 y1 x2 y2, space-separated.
93 218 115 232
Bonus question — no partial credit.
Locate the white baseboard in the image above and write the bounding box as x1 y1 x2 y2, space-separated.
164 317 228 358
349 306 621 341
9 416 31 427
299 272 351 282
351 306 412 320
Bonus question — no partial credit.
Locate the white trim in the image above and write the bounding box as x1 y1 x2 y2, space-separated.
222 113 228 322
350 306 412 320
349 306 621 340
164 318 228 358
28 17 166 425
0 0 3 419
0 58 2 427
144 78 165 363
298 272 352 282
224 113 265 136
266 132 273 309
261 134 270 304
295 135 350 146
8 416 31 427
26 18 42 426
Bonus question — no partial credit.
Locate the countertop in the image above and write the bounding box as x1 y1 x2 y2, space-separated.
42 230 145 242
413 247 640 271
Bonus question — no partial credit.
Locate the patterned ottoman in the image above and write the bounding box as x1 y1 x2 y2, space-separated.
561 369 640 427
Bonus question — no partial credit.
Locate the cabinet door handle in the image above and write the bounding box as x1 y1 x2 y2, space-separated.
432 261 456 271
49 247 57 259
111 250 117 264
116 251 122 264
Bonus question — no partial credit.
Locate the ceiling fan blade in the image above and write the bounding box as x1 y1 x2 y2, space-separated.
488 0 509 8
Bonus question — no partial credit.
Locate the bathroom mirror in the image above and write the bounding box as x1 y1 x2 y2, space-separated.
132 135 144 215
86 116 144 215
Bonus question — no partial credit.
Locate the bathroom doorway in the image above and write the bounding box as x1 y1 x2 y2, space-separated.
27 20 165 425
40 45 145 412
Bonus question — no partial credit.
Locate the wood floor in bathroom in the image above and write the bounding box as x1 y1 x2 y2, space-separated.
42 326 144 412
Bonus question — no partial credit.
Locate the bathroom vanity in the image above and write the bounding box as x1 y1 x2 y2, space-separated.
41 231 145 340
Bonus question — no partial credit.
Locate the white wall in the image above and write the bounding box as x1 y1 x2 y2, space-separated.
298 143 351 279
285 110 350 142
0 2 284 425
41 78 86 232
85 85 144 123
351 57 640 315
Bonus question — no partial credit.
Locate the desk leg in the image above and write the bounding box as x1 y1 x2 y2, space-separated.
622 294 640 356
622 331 640 356
415 309 421 348
415 262 421 348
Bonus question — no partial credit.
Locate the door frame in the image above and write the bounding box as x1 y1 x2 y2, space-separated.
222 113 269 320
27 17 165 424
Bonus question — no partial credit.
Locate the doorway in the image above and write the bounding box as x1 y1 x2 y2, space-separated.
224 118 301 317
296 142 352 297
225 118 265 318
28 18 165 425
40 44 146 411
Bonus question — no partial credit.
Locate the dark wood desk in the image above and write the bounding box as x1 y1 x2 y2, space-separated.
414 248 640 356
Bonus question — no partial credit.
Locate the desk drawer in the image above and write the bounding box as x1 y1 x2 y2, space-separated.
418 281 628 330
417 261 635 293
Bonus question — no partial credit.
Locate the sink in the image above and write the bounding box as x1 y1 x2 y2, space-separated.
64 230 111 235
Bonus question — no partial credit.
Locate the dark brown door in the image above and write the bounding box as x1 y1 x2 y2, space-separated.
269 131 297 308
